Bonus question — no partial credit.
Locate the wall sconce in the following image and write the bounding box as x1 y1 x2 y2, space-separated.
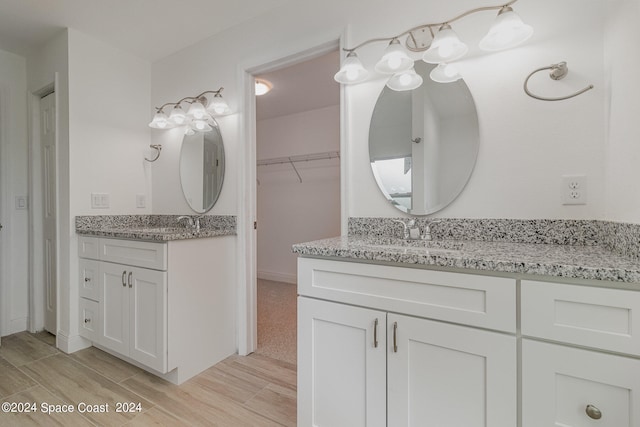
335 0 533 91
146 87 231 162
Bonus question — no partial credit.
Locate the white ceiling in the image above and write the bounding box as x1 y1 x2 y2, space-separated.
256 50 340 121
0 0 291 61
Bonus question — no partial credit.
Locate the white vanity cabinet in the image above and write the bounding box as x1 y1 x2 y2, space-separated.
78 234 237 384
79 237 168 372
298 257 517 427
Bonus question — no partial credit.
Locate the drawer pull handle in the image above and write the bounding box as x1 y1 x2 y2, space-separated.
84 277 91 282
84 318 91 323
586 405 602 420
393 321 398 353
122 271 127 287
128 272 133 288
373 318 379 348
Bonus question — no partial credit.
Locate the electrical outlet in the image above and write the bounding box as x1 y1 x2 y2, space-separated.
561 175 587 205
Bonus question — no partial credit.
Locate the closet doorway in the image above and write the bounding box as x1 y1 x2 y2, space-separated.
254 49 341 364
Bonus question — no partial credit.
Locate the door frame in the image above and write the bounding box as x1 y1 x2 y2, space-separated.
0 86 7 338
236 37 347 355
28 79 58 335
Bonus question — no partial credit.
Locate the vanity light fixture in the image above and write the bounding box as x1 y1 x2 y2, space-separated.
255 79 273 96
148 87 230 132
146 87 230 162
334 0 533 90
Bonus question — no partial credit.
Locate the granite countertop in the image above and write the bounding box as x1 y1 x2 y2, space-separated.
75 214 236 242
292 236 640 284
76 226 235 241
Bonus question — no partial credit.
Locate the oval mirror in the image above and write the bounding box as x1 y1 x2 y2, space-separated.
369 61 479 215
179 122 225 213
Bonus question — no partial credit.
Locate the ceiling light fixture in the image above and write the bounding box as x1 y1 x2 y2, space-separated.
146 87 230 162
255 79 273 96
334 0 532 89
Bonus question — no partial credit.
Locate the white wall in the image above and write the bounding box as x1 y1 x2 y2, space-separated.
151 0 607 222
257 105 340 283
25 28 152 350
604 0 640 223
0 49 28 336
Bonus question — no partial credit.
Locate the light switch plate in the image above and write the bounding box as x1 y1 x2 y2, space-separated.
91 193 110 209
136 194 146 208
15 196 28 210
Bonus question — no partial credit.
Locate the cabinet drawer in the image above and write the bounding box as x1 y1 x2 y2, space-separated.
79 298 100 342
79 259 101 301
521 280 640 356
298 258 516 332
522 339 640 427
78 236 99 259
99 239 167 271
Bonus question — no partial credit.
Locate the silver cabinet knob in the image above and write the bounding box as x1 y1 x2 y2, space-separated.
84 318 91 323
84 277 91 282
585 404 602 420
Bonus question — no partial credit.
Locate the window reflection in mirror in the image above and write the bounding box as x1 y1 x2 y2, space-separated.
369 61 479 215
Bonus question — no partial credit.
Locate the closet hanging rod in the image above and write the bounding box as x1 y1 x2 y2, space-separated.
257 151 340 166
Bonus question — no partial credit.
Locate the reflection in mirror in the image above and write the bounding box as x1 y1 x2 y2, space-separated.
179 122 225 213
369 61 479 215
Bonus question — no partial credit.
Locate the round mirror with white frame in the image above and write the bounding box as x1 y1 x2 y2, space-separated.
369 61 479 215
179 122 225 213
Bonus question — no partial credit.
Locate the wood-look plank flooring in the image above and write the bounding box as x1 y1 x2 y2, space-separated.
0 332 296 426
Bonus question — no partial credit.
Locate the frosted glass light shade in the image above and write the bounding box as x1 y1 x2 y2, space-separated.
334 51 369 84
386 67 423 91
148 111 173 129
375 39 414 74
187 101 207 119
423 24 468 64
479 6 533 51
207 95 231 116
430 63 462 83
192 119 213 132
169 105 187 125
255 79 273 96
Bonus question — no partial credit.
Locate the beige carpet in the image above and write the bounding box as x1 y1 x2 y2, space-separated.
256 279 297 365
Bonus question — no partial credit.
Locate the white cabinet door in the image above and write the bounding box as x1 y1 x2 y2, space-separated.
128 266 167 372
298 297 386 427
523 339 640 427
388 314 517 427
100 263 130 355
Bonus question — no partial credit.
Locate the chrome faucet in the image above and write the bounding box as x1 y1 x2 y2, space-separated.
421 220 442 241
178 215 203 232
393 219 421 240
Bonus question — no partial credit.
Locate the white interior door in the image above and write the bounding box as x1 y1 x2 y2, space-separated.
40 92 57 335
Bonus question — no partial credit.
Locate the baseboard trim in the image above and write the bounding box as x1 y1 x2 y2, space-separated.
56 332 92 354
3 317 28 336
257 270 296 284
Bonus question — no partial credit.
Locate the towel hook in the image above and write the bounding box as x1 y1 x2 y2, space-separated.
524 61 594 101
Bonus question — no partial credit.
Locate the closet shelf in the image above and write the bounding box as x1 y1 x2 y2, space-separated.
257 151 340 166
257 151 340 183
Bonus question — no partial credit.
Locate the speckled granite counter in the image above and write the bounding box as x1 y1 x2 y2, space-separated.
292 236 640 283
293 218 640 284
76 215 236 241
